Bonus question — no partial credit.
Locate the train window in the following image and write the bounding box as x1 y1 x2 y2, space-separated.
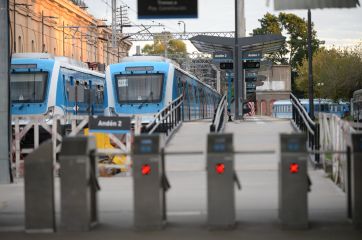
115 74 163 103
96 85 104 104
11 72 48 103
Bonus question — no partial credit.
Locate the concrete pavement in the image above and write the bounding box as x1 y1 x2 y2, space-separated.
0 117 361 239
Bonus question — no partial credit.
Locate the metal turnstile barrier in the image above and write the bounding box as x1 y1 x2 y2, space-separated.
207 133 241 229
24 140 55 233
59 136 99 231
279 133 309 230
132 134 169 230
351 133 362 229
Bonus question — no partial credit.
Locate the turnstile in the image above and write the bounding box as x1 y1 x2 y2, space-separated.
132 134 168 230
207 133 241 229
59 136 99 231
351 133 362 229
279 133 309 230
24 140 55 233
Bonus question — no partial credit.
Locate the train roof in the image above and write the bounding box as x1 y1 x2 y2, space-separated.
114 56 220 96
12 53 104 78
120 56 180 67
12 53 89 69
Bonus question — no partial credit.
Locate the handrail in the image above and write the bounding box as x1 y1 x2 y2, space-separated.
210 94 227 132
290 93 320 166
142 95 184 138
290 93 315 127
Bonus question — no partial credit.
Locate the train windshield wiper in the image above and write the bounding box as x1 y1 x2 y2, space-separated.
138 92 153 109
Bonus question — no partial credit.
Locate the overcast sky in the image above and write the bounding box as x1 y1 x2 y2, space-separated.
85 0 362 54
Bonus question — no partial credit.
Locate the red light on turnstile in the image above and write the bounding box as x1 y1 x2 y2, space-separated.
289 163 299 174
215 163 225 174
141 164 151 175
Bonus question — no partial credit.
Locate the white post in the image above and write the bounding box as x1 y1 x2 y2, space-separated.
237 0 246 38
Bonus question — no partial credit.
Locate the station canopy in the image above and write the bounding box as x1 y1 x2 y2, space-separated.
189 34 286 55
274 0 360 10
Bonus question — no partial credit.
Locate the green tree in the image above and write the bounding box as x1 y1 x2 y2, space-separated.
296 46 362 101
252 12 323 71
142 32 187 60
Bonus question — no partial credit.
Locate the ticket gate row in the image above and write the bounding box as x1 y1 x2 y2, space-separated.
24 137 99 233
22 133 362 233
133 133 362 230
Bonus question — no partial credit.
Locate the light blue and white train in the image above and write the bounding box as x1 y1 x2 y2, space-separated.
272 99 350 119
11 53 105 117
105 56 221 123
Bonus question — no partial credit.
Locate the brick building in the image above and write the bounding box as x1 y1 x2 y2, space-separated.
10 0 131 70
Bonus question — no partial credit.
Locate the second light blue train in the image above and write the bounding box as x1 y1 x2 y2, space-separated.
105 56 221 123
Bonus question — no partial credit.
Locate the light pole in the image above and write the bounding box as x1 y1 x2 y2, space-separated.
177 21 186 34
316 82 324 107
41 11 57 53
13 1 31 53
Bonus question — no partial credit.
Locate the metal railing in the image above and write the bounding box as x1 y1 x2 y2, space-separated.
210 95 227 133
319 113 356 188
290 93 320 166
11 115 132 179
142 95 184 139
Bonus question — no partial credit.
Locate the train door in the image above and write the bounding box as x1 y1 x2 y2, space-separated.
199 88 204 119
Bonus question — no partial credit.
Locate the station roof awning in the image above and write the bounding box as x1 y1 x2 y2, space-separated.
274 0 360 10
189 34 286 55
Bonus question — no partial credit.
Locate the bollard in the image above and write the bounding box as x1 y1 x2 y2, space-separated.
132 134 168 230
351 133 362 229
59 136 99 231
207 133 241 229
279 133 309 230
24 140 55 233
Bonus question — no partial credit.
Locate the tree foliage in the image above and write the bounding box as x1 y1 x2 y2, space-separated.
252 12 323 70
142 32 187 57
296 45 362 101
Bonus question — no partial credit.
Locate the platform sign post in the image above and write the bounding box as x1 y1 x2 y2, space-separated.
89 116 131 134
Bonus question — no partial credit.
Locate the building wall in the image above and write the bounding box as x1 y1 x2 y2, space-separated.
256 65 291 116
10 0 131 69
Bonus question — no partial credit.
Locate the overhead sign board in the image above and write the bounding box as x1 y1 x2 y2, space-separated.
89 116 131 134
242 51 262 60
245 71 257 78
246 82 256 89
213 51 233 62
220 62 233 70
138 0 198 19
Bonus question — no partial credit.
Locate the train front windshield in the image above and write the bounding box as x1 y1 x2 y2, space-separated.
10 72 48 103
115 74 163 103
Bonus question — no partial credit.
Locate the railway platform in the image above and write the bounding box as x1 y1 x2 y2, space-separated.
0 116 361 239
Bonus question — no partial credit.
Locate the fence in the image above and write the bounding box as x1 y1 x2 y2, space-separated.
11 114 131 179
319 113 356 188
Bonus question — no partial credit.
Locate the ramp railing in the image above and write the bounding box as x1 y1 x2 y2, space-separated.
143 95 184 139
319 113 356 187
290 93 320 166
210 95 227 133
